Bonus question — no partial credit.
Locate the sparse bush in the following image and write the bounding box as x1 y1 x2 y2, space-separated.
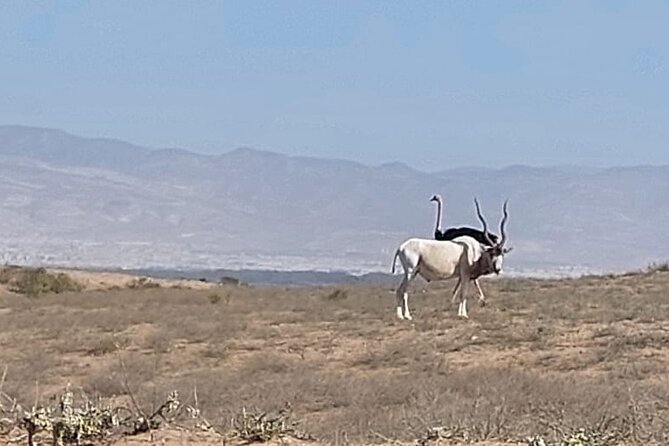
525 436 547 446
202 342 229 360
2 385 187 445
8 268 83 296
0 265 22 285
142 331 171 354
219 276 241 286
418 425 471 445
126 277 160 289
647 261 669 273
324 288 348 301
229 405 313 443
86 335 130 357
208 292 222 304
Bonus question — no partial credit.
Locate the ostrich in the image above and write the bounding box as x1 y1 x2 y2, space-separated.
430 194 500 244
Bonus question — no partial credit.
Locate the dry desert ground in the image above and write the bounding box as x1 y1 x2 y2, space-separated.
1 265 669 445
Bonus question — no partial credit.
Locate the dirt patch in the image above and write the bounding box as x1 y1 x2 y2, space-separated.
49 268 218 291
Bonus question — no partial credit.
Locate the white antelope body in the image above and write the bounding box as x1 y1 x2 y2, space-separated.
391 199 510 319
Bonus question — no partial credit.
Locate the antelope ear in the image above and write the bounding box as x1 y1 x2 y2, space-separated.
503 246 514 254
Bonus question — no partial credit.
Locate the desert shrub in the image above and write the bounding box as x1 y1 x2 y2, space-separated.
2 385 190 445
207 291 231 305
324 289 348 301
219 276 241 286
9 268 83 296
202 342 230 360
228 405 313 443
126 277 160 289
141 331 172 354
0 265 23 284
647 261 669 273
86 335 130 356
208 292 222 304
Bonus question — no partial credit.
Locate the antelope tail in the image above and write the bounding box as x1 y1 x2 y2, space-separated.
391 249 400 274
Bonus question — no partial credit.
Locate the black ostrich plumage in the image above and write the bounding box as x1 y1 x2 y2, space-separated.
434 227 499 246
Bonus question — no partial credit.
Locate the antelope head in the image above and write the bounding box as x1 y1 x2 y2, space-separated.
474 198 512 275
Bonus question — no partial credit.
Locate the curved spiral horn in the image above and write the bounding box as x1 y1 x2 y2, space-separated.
499 199 509 248
474 198 495 246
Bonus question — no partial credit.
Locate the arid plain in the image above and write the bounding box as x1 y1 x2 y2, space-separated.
1 266 669 445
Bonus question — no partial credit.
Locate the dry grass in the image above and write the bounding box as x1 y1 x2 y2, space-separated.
1 270 669 445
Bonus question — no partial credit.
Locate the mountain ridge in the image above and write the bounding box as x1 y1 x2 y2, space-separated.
0 125 667 274
7 124 655 174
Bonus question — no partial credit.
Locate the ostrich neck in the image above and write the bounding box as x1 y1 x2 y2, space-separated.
435 199 443 232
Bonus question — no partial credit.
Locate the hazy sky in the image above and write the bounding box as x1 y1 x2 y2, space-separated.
1 1 668 170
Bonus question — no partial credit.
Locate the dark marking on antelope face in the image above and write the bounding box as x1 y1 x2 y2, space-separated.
482 247 506 275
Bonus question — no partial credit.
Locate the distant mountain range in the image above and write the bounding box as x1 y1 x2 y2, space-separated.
0 125 667 276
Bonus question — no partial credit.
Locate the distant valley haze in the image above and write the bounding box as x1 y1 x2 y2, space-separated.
0 125 667 278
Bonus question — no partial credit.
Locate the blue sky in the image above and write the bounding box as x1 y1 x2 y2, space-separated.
1 1 667 171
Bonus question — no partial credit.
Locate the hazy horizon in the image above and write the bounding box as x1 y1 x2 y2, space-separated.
2 1 668 171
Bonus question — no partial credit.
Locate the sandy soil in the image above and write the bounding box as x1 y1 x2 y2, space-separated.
49 267 218 291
